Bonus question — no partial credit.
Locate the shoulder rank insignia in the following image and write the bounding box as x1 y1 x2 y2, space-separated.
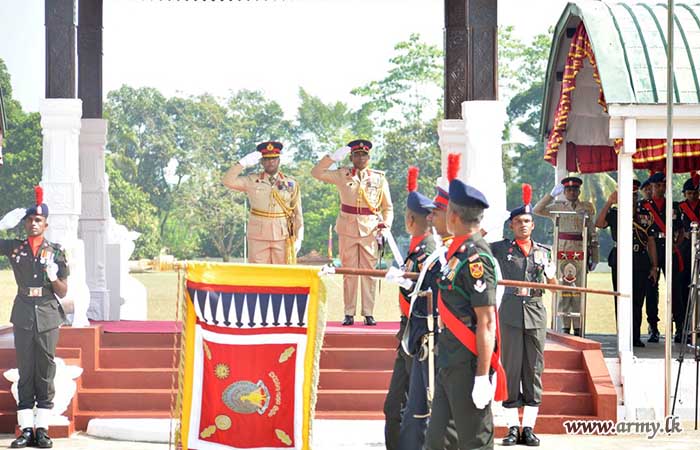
469 261 484 279
474 279 486 293
468 253 480 262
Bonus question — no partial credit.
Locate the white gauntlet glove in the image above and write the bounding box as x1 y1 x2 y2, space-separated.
45 260 59 282
330 146 351 162
0 208 27 231
471 375 493 409
550 183 565 197
385 267 413 290
239 151 262 168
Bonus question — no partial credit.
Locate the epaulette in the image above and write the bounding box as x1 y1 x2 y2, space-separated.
369 168 385 176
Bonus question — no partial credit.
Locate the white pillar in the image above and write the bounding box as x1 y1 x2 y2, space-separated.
40 99 90 327
617 117 636 420
78 119 112 319
555 142 568 192
437 118 466 181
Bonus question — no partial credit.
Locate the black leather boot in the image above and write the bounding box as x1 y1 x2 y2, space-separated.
10 428 35 448
342 315 354 326
573 328 581 337
35 427 53 449
364 316 377 326
520 426 540 446
501 426 519 446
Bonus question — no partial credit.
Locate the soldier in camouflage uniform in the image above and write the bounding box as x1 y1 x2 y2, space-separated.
533 176 598 336
0 187 69 449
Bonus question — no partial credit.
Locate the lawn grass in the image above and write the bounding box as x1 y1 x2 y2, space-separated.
0 269 671 335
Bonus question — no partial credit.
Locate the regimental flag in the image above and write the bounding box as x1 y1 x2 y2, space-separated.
179 263 327 450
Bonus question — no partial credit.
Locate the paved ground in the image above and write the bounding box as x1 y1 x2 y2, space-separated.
1 421 700 449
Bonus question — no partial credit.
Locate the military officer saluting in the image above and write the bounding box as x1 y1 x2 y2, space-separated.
492 184 556 447
312 139 394 325
223 141 303 265
0 187 69 449
424 179 507 450
533 176 598 336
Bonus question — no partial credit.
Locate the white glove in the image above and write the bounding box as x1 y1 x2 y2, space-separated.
45 260 59 282
588 261 597 272
0 208 27 231
544 262 557 280
330 146 351 162
294 239 302 256
238 151 262 168
385 266 413 290
550 183 565 197
472 375 493 409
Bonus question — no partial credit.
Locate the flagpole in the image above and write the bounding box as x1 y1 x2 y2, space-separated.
664 0 675 417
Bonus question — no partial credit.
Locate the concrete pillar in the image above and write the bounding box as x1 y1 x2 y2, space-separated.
78 118 112 319
40 98 90 327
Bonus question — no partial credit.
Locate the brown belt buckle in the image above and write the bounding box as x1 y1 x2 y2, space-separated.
28 288 42 297
516 287 530 296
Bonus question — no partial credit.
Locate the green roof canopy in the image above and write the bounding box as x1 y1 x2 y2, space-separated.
540 0 700 140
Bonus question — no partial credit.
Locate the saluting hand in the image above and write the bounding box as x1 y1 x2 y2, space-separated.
330 146 351 162
239 151 262 168
550 183 565 197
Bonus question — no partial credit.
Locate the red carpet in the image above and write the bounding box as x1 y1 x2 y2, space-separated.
325 321 399 333
91 320 182 333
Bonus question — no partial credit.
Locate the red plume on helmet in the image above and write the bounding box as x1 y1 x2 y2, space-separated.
522 183 532 205
447 153 461 182
407 166 419 193
693 171 700 189
34 186 43 206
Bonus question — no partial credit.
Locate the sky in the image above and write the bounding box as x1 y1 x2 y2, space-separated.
0 0 571 116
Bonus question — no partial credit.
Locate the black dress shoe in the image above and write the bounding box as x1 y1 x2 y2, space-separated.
633 339 646 348
364 316 377 326
520 426 540 446
342 315 354 326
501 426 519 446
10 428 35 448
35 428 53 449
648 330 660 343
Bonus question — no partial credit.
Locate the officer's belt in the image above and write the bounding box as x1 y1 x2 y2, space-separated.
559 232 583 241
250 208 286 219
341 204 375 215
17 287 51 297
504 287 544 297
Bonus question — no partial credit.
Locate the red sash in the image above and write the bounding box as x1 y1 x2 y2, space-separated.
643 200 666 234
643 201 686 272
679 201 700 225
437 287 508 401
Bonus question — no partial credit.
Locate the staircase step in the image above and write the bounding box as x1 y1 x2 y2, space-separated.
0 391 16 411
541 369 588 392
495 414 601 435
316 389 386 411
540 392 593 415
320 348 395 371
543 349 581 369
77 389 175 411
323 333 397 349
99 348 178 369
100 333 180 349
318 369 393 390
81 368 177 389
73 410 173 431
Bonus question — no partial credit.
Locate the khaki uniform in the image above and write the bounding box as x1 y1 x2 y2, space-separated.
225 165 303 264
533 195 598 330
311 156 393 316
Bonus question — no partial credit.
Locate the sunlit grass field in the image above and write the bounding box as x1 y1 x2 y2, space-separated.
0 270 670 335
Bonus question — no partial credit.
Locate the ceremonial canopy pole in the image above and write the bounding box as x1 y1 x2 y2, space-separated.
664 0 676 417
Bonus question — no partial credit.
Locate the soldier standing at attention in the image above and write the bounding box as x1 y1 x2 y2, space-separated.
383 167 436 450
312 139 394 326
424 179 507 450
0 187 69 449
223 141 303 264
595 181 658 347
533 176 598 336
492 184 556 447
